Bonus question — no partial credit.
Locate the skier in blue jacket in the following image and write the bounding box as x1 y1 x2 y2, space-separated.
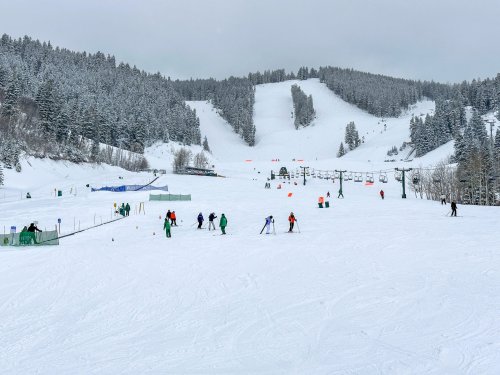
265 215 274 234
197 212 204 229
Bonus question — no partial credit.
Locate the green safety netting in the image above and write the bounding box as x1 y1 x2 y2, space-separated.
149 194 191 201
0 230 59 247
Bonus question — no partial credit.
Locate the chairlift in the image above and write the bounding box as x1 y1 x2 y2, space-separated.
395 171 402 182
347 172 353 181
354 173 363 182
366 172 374 183
412 171 420 185
334 171 340 179
379 172 388 183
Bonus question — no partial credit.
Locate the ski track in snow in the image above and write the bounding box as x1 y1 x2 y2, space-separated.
1 79 499 374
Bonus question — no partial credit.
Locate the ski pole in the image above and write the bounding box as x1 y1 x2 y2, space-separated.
296 220 301 233
259 223 266 234
272 220 276 235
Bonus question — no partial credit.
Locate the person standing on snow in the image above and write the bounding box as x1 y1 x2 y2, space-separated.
288 212 297 232
171 211 177 226
219 214 228 234
451 201 457 217
327 191 330 198
208 212 217 231
380 190 385 200
167 210 172 222
163 217 171 238
440 194 446 205
125 203 130 216
265 215 274 234
197 212 204 229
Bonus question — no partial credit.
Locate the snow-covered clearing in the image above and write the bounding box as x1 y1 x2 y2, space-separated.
1 80 498 374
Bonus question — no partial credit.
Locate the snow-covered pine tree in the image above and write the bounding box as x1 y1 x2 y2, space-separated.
1 73 21 119
202 136 211 153
291 84 315 129
337 142 346 157
344 122 360 150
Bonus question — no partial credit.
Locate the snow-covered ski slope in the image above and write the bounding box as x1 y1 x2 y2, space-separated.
189 79 441 169
1 79 499 374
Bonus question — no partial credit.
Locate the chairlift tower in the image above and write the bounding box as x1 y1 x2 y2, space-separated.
395 167 412 199
300 166 309 186
335 169 347 198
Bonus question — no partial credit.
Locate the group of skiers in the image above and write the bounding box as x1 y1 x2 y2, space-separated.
19 223 42 245
118 203 131 216
197 212 228 234
260 212 298 234
162 210 178 238
163 211 228 238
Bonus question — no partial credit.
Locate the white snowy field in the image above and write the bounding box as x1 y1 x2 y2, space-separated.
1 79 499 374
1 157 500 374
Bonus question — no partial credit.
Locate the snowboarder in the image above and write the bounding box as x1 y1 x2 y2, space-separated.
125 203 130 216
163 218 171 238
208 212 217 231
451 201 457 217
440 194 446 205
263 215 274 234
219 214 228 234
171 211 177 226
380 190 385 200
288 212 296 232
197 212 204 229
327 191 330 198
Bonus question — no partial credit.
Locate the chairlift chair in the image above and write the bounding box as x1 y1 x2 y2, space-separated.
395 171 402 182
379 172 388 183
366 173 374 183
412 172 420 185
354 173 363 182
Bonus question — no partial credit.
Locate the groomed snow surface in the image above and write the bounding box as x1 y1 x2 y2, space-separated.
1 79 499 374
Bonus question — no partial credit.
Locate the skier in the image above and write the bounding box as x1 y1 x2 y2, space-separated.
327 191 330 198
264 215 274 234
208 212 217 231
125 203 130 216
171 211 177 226
380 190 385 200
288 212 296 232
119 203 125 216
27 223 42 244
166 210 172 222
440 194 446 205
451 201 457 217
219 214 228 234
163 217 171 238
197 212 204 229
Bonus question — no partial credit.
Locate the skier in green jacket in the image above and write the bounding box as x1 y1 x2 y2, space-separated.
163 218 171 238
219 214 228 235
125 203 130 216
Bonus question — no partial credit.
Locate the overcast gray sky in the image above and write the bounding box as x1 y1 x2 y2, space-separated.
0 0 498 82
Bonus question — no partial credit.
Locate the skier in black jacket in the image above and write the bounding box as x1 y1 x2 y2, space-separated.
208 212 217 231
451 201 457 217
